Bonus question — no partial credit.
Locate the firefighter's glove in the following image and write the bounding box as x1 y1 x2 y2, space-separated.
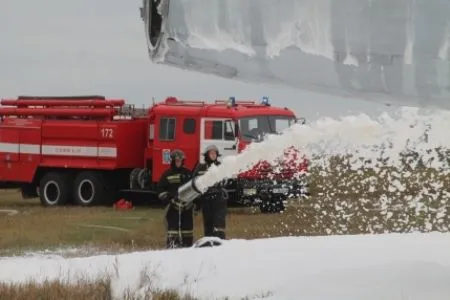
159 192 171 205
181 174 192 182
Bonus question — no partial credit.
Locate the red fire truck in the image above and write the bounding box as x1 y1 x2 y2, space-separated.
0 95 308 213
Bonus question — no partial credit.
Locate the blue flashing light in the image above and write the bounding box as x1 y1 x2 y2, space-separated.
261 96 270 106
228 96 236 107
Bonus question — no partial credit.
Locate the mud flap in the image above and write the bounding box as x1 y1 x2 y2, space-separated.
193 236 224 248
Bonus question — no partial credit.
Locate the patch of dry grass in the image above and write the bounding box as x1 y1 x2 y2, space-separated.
0 189 37 207
0 279 112 300
0 190 302 255
0 189 162 253
0 278 197 300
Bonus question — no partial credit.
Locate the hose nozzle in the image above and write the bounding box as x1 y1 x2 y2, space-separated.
177 177 202 205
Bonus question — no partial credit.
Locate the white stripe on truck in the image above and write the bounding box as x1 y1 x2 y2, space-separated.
20 144 40 154
0 143 117 158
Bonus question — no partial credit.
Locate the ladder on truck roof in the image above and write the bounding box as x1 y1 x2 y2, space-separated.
0 95 147 120
17 95 107 100
214 99 257 105
163 96 206 106
162 96 260 107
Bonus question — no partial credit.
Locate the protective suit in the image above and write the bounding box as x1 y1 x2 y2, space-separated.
193 145 228 239
157 149 193 248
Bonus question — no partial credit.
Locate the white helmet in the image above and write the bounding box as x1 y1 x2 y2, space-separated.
203 144 220 156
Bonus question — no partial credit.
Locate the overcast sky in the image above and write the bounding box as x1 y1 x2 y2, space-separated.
0 0 397 121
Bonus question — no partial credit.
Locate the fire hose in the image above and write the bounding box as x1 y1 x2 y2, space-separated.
177 177 203 205
177 177 229 205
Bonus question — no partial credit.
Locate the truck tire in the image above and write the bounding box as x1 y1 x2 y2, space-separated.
39 172 71 206
73 171 110 206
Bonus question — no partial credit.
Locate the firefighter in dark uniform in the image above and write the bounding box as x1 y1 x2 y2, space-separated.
157 149 194 248
193 145 228 239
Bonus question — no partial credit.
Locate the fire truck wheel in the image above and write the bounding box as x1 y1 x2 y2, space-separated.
39 172 71 206
73 172 108 206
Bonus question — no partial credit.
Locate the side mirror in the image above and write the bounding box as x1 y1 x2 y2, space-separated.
225 144 237 150
296 117 306 125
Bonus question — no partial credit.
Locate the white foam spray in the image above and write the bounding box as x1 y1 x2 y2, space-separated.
196 107 450 194
196 107 450 234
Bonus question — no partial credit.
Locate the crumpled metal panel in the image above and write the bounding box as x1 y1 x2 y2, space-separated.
140 0 450 109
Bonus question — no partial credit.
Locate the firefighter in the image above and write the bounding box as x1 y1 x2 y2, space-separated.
157 149 194 249
193 145 228 240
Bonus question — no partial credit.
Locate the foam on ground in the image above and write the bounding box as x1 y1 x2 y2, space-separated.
1 232 450 300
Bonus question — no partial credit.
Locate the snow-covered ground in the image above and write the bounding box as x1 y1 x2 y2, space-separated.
1 232 450 300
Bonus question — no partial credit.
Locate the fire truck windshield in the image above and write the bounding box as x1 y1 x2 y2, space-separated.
238 115 296 142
